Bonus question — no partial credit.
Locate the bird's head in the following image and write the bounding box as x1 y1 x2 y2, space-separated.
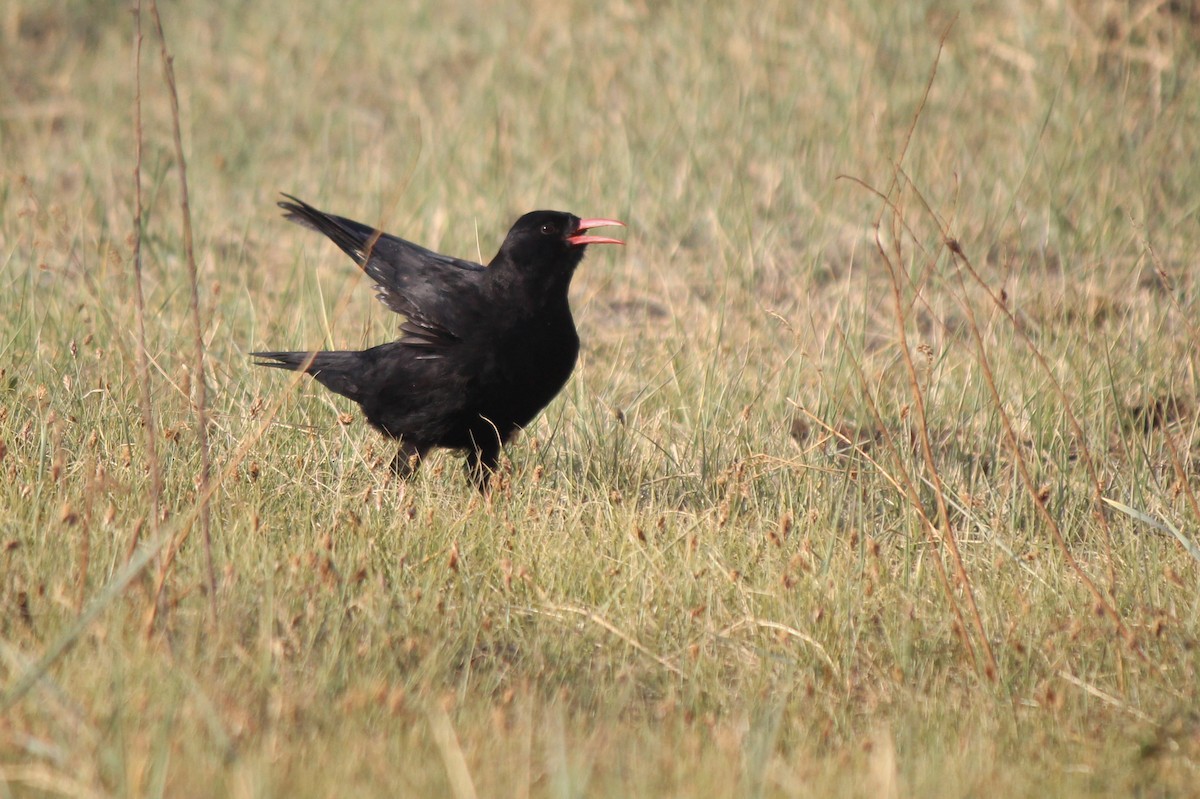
496 211 625 278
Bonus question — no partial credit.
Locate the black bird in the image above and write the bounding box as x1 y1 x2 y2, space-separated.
254 195 624 489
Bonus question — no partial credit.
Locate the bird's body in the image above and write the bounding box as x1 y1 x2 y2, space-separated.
254 195 623 488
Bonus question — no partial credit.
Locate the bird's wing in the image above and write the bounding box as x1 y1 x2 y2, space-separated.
279 195 486 351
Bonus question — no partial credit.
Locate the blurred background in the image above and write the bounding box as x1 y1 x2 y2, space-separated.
2 1 1199 795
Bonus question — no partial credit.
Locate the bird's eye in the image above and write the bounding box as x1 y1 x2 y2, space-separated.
540 223 555 235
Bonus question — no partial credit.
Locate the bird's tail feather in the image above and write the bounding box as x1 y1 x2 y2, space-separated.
278 194 382 267
252 350 368 403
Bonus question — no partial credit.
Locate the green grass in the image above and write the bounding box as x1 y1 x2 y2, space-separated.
3 0 1200 795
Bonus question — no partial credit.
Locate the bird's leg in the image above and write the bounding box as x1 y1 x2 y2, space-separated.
389 440 427 480
464 443 501 493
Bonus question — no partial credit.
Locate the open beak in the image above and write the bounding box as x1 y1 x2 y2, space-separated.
567 218 626 247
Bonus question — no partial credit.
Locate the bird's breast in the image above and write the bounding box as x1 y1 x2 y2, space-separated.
467 316 579 426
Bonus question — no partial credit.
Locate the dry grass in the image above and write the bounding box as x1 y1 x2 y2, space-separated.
2 0 1199 796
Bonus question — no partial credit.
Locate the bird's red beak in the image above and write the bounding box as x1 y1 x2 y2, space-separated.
567 218 626 246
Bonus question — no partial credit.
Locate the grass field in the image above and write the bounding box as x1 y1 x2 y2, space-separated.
3 0 1200 795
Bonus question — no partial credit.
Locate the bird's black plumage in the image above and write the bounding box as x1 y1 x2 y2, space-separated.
254 194 624 489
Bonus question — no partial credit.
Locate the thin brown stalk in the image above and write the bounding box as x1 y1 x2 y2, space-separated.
877 234 996 680
892 157 1142 655
819 323 980 673
74 513 89 615
535 603 682 677
870 18 997 680
884 165 1138 684
788 403 906 506
1136 219 1200 344
900 167 1121 604
876 15 957 229
149 0 217 625
131 0 162 552
1159 420 1200 533
1134 225 1200 528
943 242 1144 659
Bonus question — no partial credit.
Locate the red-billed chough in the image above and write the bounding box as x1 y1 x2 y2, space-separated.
254 194 625 490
